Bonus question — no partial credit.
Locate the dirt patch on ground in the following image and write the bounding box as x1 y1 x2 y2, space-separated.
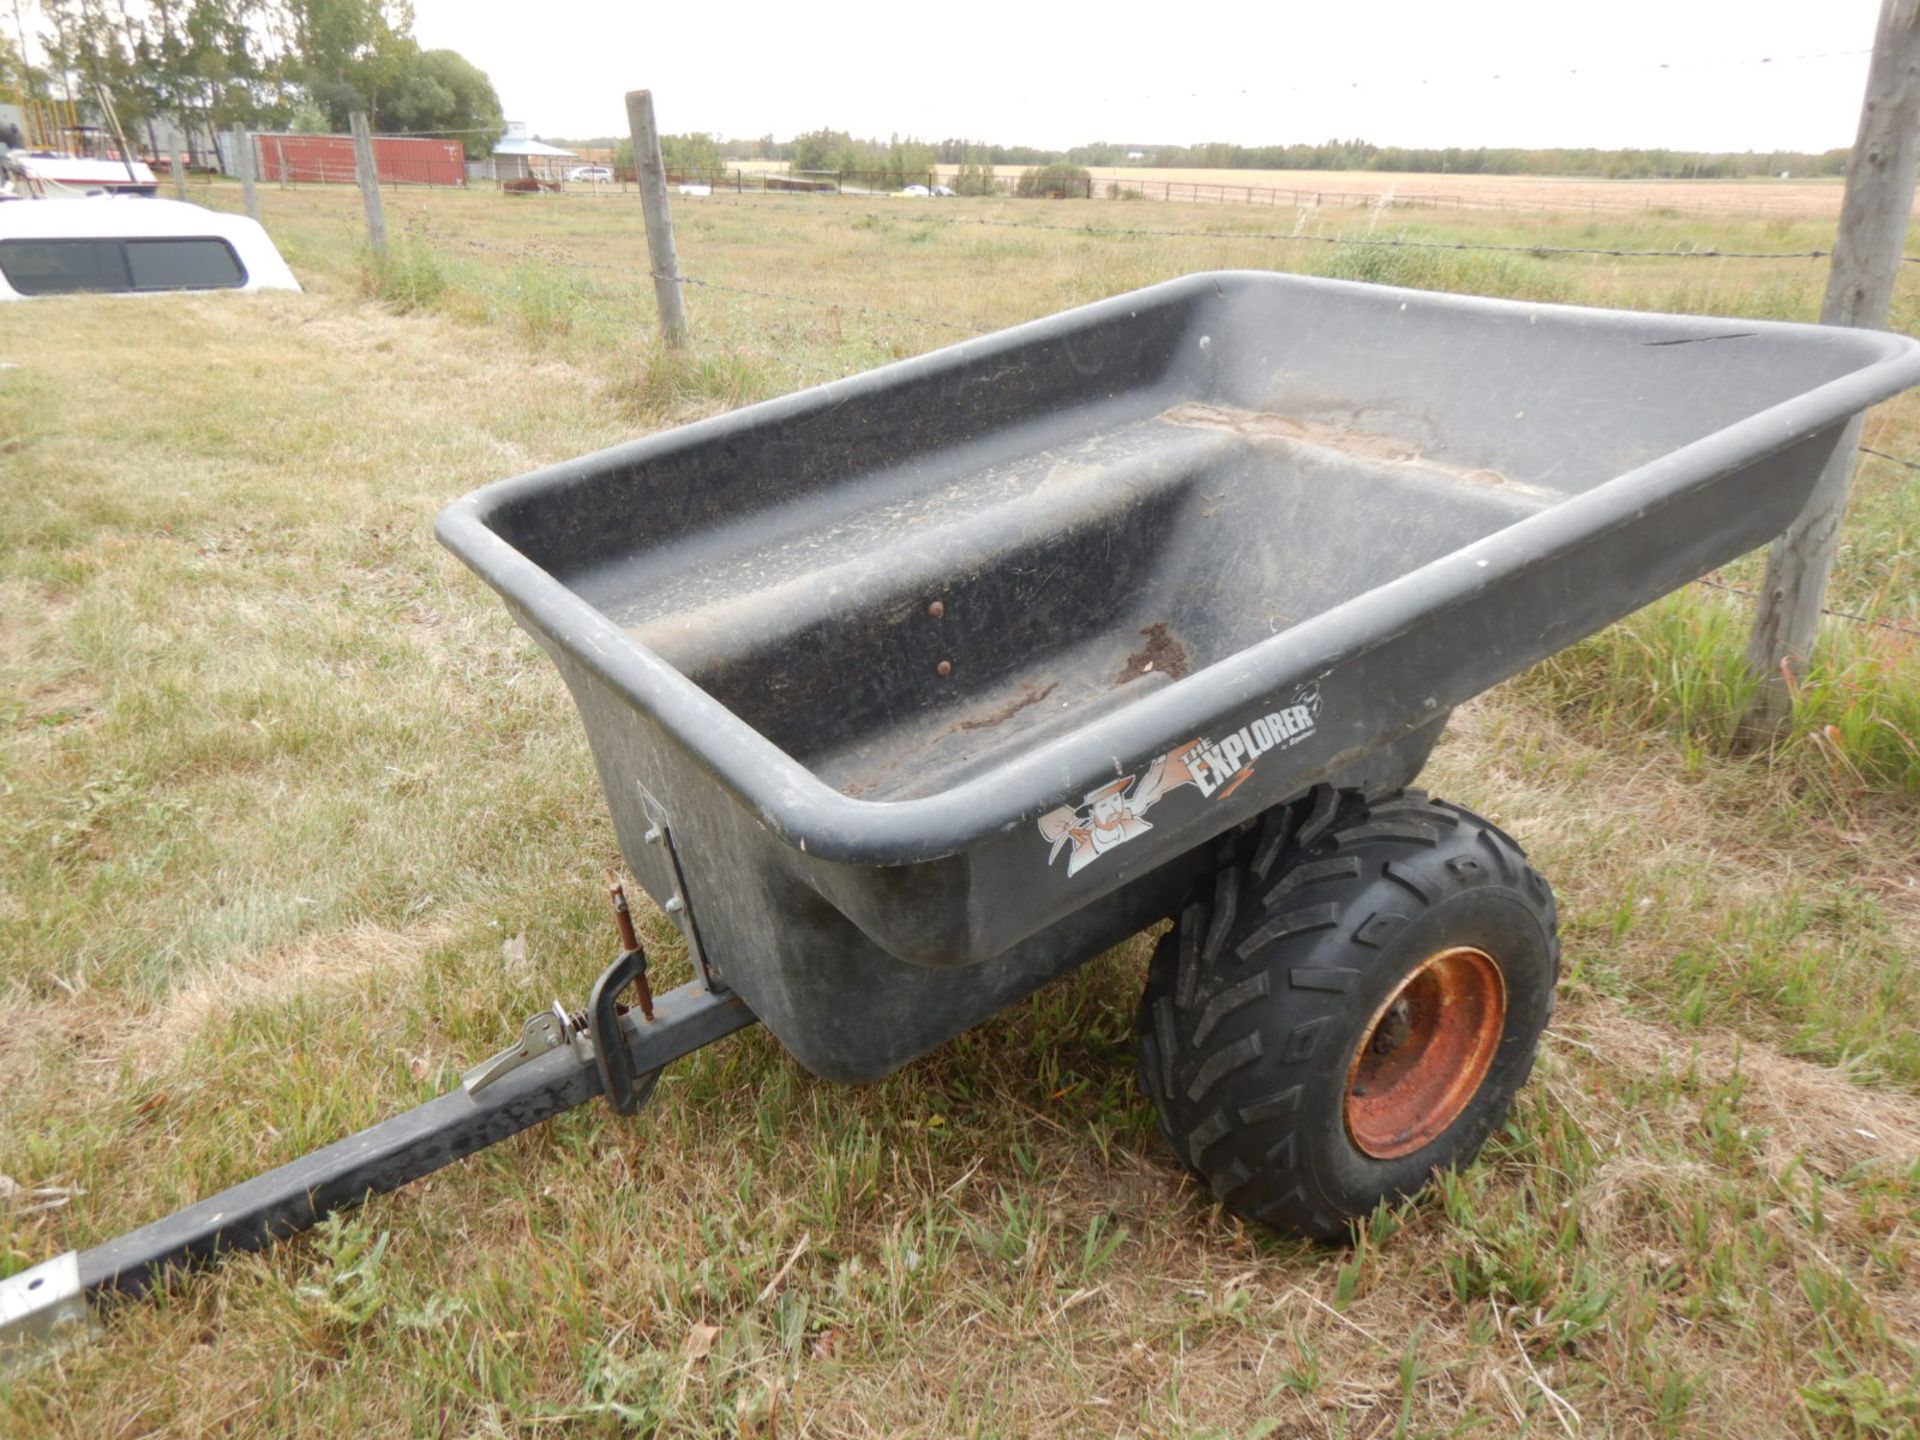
126 920 457 1077
0 994 76 1094
1558 1003 1920 1181
1117 622 1189 685
1430 695 1920 949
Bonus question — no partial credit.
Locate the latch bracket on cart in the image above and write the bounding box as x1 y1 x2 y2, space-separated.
638 783 717 989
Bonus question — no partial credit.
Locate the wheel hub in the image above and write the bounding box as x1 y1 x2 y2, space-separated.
1371 997 1414 1056
1345 946 1506 1160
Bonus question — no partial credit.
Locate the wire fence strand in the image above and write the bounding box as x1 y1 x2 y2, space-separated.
1692 577 1920 640
1859 444 1920 471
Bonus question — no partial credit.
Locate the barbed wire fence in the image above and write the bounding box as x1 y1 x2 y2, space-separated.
416 201 1898 347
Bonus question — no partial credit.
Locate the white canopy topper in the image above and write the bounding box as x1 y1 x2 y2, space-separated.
0 196 300 300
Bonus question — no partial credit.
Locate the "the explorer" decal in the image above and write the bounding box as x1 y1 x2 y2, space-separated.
1038 685 1320 876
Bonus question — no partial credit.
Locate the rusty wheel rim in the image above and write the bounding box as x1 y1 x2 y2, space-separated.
1345 946 1506 1160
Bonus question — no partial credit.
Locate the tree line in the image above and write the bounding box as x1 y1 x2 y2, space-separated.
550 129 1850 183
5 1 503 159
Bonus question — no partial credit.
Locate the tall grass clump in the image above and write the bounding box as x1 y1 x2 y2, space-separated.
608 342 776 423
1523 588 1920 797
363 234 451 313
1305 240 1569 302
498 261 608 346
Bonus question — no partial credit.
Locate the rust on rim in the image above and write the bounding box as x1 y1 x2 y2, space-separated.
1345 946 1506 1160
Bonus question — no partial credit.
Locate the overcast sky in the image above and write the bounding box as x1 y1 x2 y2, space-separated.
411 0 1885 152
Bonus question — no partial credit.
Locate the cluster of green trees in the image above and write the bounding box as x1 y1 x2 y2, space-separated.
603 131 728 175
11 1 502 158
786 129 937 186
0 32 25 98
1014 161 1090 198
949 145 997 196
556 130 1001 190
568 129 947 181
613 132 1036 169
931 137 1057 167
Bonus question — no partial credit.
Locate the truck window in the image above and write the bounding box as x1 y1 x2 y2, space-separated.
125 238 246 290
0 239 130 294
0 237 247 295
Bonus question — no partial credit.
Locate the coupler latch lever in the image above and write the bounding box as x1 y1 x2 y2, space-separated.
462 871 664 1110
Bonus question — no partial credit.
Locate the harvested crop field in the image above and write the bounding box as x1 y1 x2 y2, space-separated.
1059 166 1860 218
705 159 1868 217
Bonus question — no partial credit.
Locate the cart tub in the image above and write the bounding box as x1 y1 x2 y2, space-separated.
439 271 1920 1079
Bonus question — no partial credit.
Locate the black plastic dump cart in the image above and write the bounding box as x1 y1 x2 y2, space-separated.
9 271 1920 1354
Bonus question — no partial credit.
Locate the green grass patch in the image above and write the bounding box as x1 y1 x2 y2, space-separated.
1528 589 1920 797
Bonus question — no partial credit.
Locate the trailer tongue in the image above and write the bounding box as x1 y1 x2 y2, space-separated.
1 885 753 1366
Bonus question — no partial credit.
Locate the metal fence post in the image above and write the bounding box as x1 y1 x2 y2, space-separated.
350 112 388 260
231 124 259 223
1739 0 1920 743
624 89 688 347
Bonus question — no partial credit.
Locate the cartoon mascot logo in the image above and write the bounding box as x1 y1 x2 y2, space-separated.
1037 740 1204 877
1037 685 1322 877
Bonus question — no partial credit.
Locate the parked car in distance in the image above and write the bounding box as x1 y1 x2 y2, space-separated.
568 165 614 183
930 184 957 197
897 184 931 197
0 196 300 299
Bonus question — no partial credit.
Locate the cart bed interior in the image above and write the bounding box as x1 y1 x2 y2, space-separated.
497 273 1886 804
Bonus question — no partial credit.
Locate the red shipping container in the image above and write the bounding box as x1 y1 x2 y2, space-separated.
253 133 466 187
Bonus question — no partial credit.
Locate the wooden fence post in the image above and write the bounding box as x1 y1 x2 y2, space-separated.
350 111 388 261
231 124 259 223
1738 0 1920 743
624 89 688 347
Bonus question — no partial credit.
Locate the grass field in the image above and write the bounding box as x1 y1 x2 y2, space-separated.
3 181 1919 1437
